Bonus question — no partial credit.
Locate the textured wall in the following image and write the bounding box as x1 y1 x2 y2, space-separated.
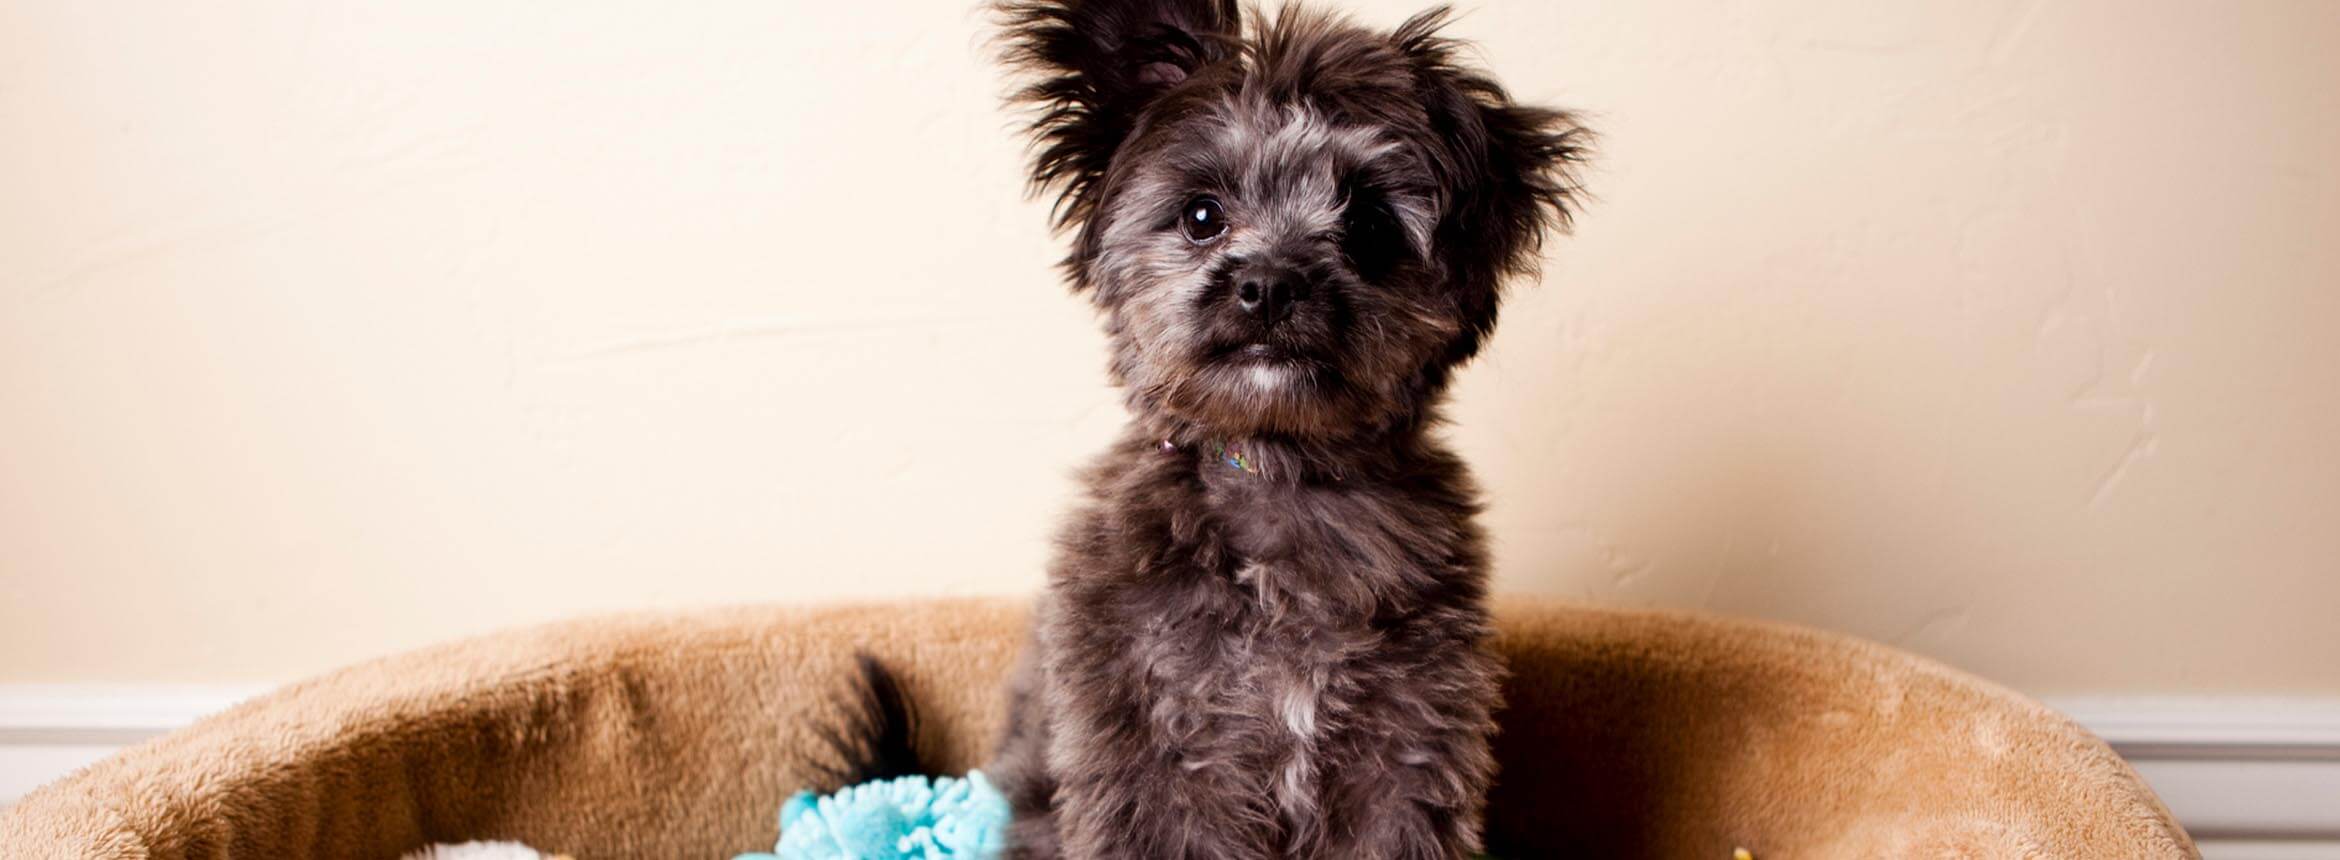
3 0 2334 693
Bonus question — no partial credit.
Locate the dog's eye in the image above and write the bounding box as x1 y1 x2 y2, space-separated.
1341 190 1406 280
1179 197 1228 245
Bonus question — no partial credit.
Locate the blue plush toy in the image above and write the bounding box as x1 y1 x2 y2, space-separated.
735 771 1010 860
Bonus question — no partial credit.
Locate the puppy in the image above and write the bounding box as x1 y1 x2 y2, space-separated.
982 2 1587 857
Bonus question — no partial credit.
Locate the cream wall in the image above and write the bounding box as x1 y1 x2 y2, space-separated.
2 0 2334 694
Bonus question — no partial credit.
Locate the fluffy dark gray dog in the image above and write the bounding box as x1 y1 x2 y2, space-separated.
983 2 1587 857
834 3 1585 858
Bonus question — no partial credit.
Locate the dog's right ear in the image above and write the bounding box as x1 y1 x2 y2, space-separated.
996 0 1240 232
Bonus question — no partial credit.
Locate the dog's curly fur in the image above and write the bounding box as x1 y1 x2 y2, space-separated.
976 2 1588 857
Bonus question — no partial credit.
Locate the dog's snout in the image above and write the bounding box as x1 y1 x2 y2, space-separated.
1233 262 1308 324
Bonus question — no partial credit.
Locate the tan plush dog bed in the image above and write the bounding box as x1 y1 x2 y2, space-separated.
0 599 2193 858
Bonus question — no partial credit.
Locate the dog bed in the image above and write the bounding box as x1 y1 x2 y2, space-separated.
0 599 2194 858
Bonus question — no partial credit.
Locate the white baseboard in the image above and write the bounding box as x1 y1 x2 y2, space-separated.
2190 841 2340 860
2 687 2335 856
2042 696 2340 853
0 684 265 807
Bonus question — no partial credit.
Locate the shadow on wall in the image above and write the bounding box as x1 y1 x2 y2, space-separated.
1458 270 2003 660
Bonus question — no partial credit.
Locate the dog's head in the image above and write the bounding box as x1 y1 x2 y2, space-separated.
1000 0 1587 441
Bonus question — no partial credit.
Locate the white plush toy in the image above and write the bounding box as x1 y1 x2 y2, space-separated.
400 841 568 860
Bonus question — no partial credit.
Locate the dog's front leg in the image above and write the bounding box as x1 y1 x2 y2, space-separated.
1314 644 1500 860
1046 648 1279 858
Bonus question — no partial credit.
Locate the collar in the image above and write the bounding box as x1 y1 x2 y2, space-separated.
1160 438 1260 475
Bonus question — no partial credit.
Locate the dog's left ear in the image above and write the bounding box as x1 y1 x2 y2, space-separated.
1395 8 1592 361
997 0 1242 235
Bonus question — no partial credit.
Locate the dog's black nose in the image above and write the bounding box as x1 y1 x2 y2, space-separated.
1233 263 1307 324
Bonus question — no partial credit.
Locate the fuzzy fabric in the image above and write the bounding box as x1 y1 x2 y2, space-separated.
0 599 2195 858
736 771 1009 860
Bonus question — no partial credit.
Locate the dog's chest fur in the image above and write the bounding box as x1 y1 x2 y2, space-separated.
1037 431 1494 853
